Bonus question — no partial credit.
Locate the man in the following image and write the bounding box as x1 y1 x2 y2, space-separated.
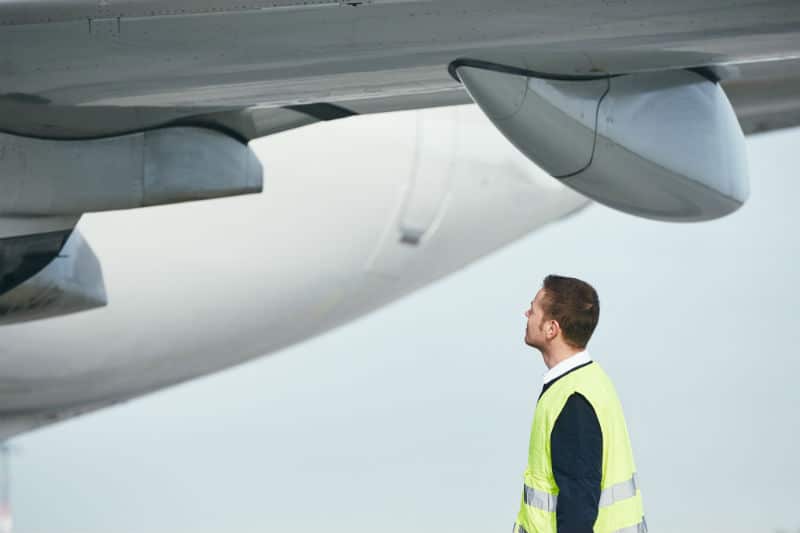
513 275 646 533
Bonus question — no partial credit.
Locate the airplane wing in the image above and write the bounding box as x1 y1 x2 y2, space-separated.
0 88 472 141
229 80 800 140
722 58 800 135
223 66 800 141
4 76 791 143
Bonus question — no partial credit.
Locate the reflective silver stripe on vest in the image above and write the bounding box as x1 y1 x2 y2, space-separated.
523 484 558 512
599 473 640 508
523 474 640 516
513 522 528 533
612 516 648 533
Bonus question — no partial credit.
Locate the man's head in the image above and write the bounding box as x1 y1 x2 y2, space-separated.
524 275 600 352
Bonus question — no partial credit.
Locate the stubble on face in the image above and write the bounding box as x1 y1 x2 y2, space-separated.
524 291 545 349
525 318 544 349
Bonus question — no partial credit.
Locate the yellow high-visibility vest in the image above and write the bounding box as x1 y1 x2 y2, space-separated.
513 362 646 533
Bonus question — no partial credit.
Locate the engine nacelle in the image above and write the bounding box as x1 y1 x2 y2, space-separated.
456 63 749 221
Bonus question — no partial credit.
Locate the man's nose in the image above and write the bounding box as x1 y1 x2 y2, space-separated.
524 309 530 318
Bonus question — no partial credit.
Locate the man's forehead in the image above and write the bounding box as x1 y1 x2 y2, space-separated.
533 288 545 304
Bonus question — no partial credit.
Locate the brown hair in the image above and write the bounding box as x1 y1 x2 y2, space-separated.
540 275 600 348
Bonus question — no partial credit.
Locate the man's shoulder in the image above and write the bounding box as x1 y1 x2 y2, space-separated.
545 362 620 409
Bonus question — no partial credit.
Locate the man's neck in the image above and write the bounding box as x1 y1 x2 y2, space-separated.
542 346 584 370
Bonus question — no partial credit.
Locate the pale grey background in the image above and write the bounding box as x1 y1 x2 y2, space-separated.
8 129 800 533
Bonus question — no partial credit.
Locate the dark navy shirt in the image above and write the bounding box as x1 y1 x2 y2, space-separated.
539 362 603 533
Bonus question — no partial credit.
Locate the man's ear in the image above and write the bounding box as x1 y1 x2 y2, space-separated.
548 320 560 340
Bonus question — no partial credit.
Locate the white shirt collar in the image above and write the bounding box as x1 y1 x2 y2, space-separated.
542 350 592 385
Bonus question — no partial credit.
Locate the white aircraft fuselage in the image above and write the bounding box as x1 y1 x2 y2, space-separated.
0 105 587 439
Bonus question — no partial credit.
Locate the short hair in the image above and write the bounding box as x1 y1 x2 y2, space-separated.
540 275 600 349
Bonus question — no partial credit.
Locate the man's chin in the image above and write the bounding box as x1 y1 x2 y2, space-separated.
524 337 541 350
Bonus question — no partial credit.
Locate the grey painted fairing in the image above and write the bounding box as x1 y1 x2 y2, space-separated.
458 66 749 221
0 127 262 215
0 216 81 294
0 230 106 324
0 230 72 295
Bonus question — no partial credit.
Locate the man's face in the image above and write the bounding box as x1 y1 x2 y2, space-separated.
524 288 548 349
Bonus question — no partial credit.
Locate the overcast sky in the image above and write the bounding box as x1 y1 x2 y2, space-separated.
7 128 800 533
